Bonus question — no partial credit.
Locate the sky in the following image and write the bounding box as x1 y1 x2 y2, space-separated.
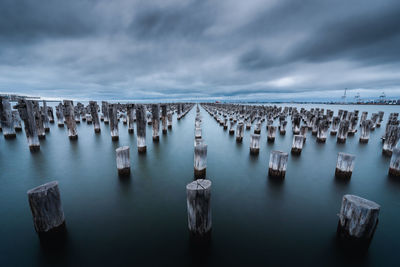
1 0 400 101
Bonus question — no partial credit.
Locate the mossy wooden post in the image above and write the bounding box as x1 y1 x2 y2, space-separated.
337 195 380 247
388 148 400 177
268 151 288 178
0 97 16 138
335 152 355 179
359 120 372 143
63 100 78 140
56 103 64 127
161 104 167 134
108 104 119 141
382 125 400 156
16 100 40 151
194 143 207 179
89 101 101 133
33 101 46 139
116 146 130 176
316 119 329 143
152 104 160 141
127 104 135 134
250 134 260 155
291 135 304 155
186 179 212 237
267 125 276 143
102 101 109 124
331 117 340 135
337 120 349 143
42 101 50 132
135 104 147 153
27 181 66 235
236 122 244 143
12 110 22 131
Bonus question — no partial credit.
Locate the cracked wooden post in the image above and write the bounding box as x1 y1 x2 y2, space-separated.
337 120 349 143
27 181 66 236
291 135 304 155
56 103 64 127
89 101 101 133
63 100 78 140
12 110 22 131
236 122 244 143
167 111 173 129
15 100 40 151
335 152 355 179
194 142 207 179
186 179 212 237
108 104 119 141
135 104 147 153
330 117 340 135
33 101 46 139
268 151 288 178
152 104 160 141
250 134 260 155
337 194 380 247
161 104 167 134
102 101 109 124
127 104 135 134
382 125 400 156
116 146 130 176
359 120 372 143
267 125 276 143
0 97 16 138
316 119 329 143
42 101 50 132
389 148 400 177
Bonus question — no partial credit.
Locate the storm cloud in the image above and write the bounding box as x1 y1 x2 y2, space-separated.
1 0 400 100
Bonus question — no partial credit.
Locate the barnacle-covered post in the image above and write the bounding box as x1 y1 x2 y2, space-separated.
337 194 380 247
291 135 304 155
194 142 207 179
382 125 400 156
16 100 40 151
135 104 147 153
236 122 244 143
331 117 340 135
27 181 66 236
152 104 160 141
337 120 349 143
388 148 400 177
250 134 260 155
108 104 119 141
359 120 372 143
102 101 109 124
56 103 64 127
63 100 78 140
316 119 329 143
161 104 167 134
89 101 101 133
0 97 16 138
268 151 288 178
127 104 135 134
335 152 355 179
116 146 130 176
33 101 46 139
12 110 22 131
186 179 212 237
267 125 276 143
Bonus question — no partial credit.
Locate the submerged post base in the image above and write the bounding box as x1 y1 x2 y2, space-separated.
335 168 352 179
138 146 147 153
250 148 259 155
69 135 78 140
194 168 206 179
4 133 16 139
389 168 400 177
29 145 40 152
267 137 275 143
118 167 131 177
236 137 243 143
112 136 119 141
359 138 369 143
268 168 286 179
291 148 302 155
337 138 346 144
128 129 134 134
153 136 159 142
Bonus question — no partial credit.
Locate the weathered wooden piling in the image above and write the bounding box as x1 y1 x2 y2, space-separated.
335 152 355 179
267 125 276 142
161 104 167 134
254 121 261 134
33 101 46 139
63 100 78 140
135 105 147 153
127 104 135 134
108 104 119 141
236 122 244 142
337 194 380 247
42 101 50 132
186 179 212 236
56 103 64 127
291 135 304 155
292 114 301 134
330 116 340 135
388 148 400 177
250 134 260 155
229 121 236 135
377 111 384 127
12 110 22 131
194 143 207 179
89 101 101 133
102 101 109 124
195 127 202 139
167 112 173 129
316 119 329 143
382 125 400 156
116 146 130 176
359 120 372 143
337 120 349 143
15 100 40 151
300 125 308 141
27 181 66 235
152 104 160 141
268 151 288 178
0 97 16 138
279 116 287 135
47 106 55 123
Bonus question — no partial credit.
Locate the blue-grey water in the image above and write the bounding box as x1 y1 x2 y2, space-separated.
0 103 399 266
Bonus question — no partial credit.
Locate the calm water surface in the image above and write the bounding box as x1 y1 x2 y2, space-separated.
0 103 399 266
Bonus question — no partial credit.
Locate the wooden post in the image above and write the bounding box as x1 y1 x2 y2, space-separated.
279 117 287 135
127 104 135 134
229 121 236 135
102 101 109 124
254 121 261 134
359 120 372 143
47 106 55 123
377 111 384 127
292 114 300 134
316 119 329 143
268 151 288 178
335 152 355 179
33 101 46 139
74 105 81 123
0 97 16 138
15 100 40 151
337 194 380 246
330 117 340 135
250 134 260 155
161 104 167 134
382 125 400 156
389 148 400 177
186 179 212 236
167 111 173 129
108 104 119 141
89 101 101 133
194 142 207 179
236 122 244 143
56 103 64 127
27 181 66 234
152 104 160 141
337 120 349 143
12 110 22 131
267 125 276 143
291 135 304 155
300 125 308 142
135 104 147 153
63 100 78 140
42 101 50 132
116 146 130 176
